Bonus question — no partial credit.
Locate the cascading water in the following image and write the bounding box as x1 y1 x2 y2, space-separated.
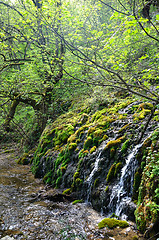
86 152 102 202
86 143 105 202
108 143 142 219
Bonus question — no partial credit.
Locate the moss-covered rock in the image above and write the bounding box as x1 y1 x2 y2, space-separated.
114 162 122 177
105 136 125 150
106 164 116 182
84 136 93 150
30 95 158 236
90 146 96 154
98 218 129 229
68 142 77 151
121 139 130 153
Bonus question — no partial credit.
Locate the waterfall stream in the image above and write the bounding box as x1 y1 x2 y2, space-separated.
85 140 143 218
86 142 105 202
108 143 142 219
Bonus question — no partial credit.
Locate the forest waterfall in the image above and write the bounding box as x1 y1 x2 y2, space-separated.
85 140 144 219
108 143 142 219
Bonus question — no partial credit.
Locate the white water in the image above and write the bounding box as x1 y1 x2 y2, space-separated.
108 143 142 219
86 151 102 202
86 142 106 202
86 151 102 183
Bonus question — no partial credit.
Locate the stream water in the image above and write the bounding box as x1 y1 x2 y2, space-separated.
0 145 105 240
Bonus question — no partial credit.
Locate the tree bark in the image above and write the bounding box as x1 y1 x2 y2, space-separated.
3 99 19 131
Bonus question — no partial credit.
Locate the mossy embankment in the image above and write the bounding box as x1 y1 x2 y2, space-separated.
24 94 158 237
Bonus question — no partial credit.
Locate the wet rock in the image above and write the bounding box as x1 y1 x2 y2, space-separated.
0 236 15 240
31 188 75 202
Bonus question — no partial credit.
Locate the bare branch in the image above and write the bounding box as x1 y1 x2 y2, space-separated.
0 1 23 17
98 0 130 16
0 54 6 61
0 63 24 73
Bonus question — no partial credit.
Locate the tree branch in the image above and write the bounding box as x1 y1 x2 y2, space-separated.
98 0 130 16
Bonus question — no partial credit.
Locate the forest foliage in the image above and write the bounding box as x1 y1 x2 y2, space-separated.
0 0 159 145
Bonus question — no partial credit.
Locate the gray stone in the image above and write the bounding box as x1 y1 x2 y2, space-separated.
0 236 15 240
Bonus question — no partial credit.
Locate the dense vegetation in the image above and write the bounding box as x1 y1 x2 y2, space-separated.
0 0 159 238
0 0 159 144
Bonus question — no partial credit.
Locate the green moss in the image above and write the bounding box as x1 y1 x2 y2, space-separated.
135 132 159 233
152 115 159 121
68 142 77 151
60 166 66 173
91 128 104 146
79 113 89 124
141 161 146 170
17 152 30 165
121 139 130 153
63 188 72 195
77 158 83 171
67 133 77 143
138 102 153 110
105 136 125 150
90 146 96 154
76 125 89 136
75 178 83 186
56 176 62 187
91 111 103 122
94 129 103 137
54 124 74 145
73 171 79 179
106 164 116 182
110 147 115 158
133 108 151 121
133 171 141 192
88 127 96 135
139 109 151 119
132 236 138 240
57 168 62 177
114 162 122 177
72 199 83 205
94 178 99 188
102 134 108 141
55 147 70 170
84 136 93 150
105 186 109 192
43 170 53 184
98 218 129 229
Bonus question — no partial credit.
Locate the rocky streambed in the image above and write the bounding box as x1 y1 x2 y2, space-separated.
0 145 145 240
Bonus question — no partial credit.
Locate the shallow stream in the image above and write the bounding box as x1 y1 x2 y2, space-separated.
0 145 145 240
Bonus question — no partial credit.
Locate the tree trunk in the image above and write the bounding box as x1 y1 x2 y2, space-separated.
3 99 19 131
